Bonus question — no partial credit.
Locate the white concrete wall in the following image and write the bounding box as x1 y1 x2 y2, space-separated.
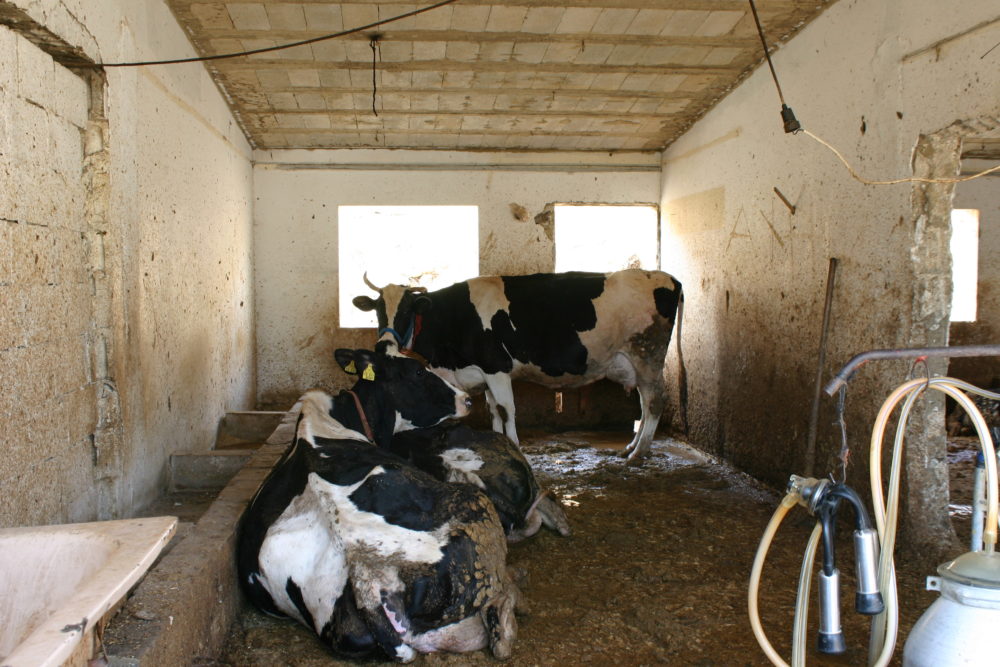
0 0 254 527
659 0 1000 492
252 151 660 407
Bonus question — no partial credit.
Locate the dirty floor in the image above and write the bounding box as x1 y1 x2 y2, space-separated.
212 431 978 666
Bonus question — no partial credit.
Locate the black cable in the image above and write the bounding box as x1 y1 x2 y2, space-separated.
747 0 800 133
370 36 380 117
747 0 785 105
81 0 460 68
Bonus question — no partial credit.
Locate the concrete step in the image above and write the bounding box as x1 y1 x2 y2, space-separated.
170 450 255 491
168 410 292 493
215 411 286 450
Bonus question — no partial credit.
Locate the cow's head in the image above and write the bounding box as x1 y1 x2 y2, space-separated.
334 339 470 446
352 274 431 349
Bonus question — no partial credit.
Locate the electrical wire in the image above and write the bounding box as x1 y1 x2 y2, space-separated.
81 0 460 68
803 129 1000 185
835 386 849 482
370 36 380 117
747 0 787 106
746 0 1000 187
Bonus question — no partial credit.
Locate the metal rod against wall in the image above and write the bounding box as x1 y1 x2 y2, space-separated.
824 344 1000 396
805 257 839 476
773 187 796 214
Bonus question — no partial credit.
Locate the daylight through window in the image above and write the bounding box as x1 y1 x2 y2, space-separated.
554 204 658 273
338 206 479 328
950 208 980 323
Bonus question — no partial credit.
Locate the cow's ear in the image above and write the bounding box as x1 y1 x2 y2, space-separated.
334 349 359 375
413 295 433 314
353 295 377 312
355 350 377 381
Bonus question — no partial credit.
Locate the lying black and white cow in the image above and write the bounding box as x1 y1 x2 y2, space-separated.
354 269 687 462
237 343 519 662
390 422 571 542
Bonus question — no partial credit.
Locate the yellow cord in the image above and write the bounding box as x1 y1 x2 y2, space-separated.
802 129 1000 186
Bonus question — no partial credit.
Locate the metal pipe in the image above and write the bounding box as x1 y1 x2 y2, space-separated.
823 345 1000 396
805 257 839 476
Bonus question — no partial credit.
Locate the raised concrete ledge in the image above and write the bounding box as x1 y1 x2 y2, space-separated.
216 411 287 449
102 442 286 666
170 450 255 491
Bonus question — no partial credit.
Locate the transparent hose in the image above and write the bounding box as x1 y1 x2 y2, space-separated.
749 492 798 667
866 377 999 666
792 523 823 666
751 376 998 667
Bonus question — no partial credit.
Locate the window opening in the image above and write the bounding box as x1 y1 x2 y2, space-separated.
338 206 479 327
950 208 980 322
554 204 658 273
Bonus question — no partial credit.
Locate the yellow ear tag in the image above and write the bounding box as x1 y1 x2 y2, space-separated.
362 366 376 381
344 361 357 374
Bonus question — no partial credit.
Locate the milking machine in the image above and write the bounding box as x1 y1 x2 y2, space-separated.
748 475 886 667
749 345 1000 666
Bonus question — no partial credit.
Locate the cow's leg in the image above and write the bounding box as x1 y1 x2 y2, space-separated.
484 373 519 445
453 365 505 432
535 492 571 536
483 389 505 434
623 374 666 463
349 572 415 662
481 589 518 659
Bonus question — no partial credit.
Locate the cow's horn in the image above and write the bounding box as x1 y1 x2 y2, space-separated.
363 272 382 294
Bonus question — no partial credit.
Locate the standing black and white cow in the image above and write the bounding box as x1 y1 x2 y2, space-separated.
353 269 686 462
237 342 519 662
389 422 571 542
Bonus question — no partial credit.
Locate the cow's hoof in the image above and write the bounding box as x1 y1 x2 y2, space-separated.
393 643 416 663
625 451 649 466
485 594 518 659
536 494 571 537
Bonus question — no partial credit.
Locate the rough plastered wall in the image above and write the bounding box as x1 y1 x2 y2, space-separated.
252 151 659 412
948 159 1000 387
0 0 254 527
659 0 1000 553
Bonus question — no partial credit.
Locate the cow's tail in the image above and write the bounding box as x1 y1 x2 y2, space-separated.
675 289 689 436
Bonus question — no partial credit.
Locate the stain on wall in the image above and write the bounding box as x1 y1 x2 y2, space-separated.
663 187 725 236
